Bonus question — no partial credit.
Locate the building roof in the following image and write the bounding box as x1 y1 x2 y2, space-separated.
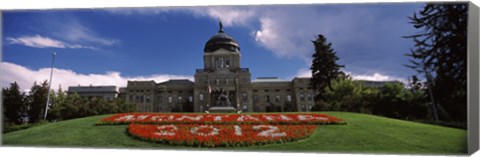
204 21 240 53
159 79 194 84
252 77 289 83
68 85 117 93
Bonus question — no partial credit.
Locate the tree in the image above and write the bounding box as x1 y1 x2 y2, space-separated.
2 82 26 124
316 77 366 112
26 80 49 123
310 34 345 104
47 87 65 121
404 3 468 122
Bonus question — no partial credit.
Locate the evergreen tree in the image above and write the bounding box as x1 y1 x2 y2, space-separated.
404 3 468 122
26 80 49 123
48 87 67 121
310 34 345 103
2 82 26 124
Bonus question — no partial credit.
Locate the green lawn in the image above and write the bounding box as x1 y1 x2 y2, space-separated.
2 112 467 155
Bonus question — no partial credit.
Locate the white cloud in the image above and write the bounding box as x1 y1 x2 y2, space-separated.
6 35 96 49
1 62 193 92
188 7 256 27
291 68 405 82
347 71 405 82
53 20 119 46
292 68 311 78
106 6 256 27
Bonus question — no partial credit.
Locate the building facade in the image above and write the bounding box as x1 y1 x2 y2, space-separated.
125 22 316 113
68 85 117 101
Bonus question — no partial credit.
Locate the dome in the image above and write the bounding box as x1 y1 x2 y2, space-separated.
204 21 240 53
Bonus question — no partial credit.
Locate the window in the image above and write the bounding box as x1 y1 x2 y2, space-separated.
216 79 220 85
264 89 269 92
243 104 248 112
157 96 163 104
178 96 182 101
146 96 151 103
265 95 270 102
307 94 313 101
287 95 292 102
157 105 163 112
275 89 280 92
188 96 193 102
199 93 204 101
129 95 133 102
168 97 172 103
226 78 229 85
220 58 224 68
253 90 258 92
225 59 230 68
253 95 259 103
300 94 305 101
275 95 280 102
140 95 144 103
242 93 248 101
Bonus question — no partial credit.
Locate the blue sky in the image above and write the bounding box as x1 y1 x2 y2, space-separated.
2 3 424 91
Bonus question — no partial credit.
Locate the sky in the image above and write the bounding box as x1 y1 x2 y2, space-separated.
2 3 425 92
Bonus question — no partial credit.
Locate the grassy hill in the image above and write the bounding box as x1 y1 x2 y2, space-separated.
2 112 467 155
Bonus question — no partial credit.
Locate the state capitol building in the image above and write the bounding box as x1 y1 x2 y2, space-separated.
122 22 316 113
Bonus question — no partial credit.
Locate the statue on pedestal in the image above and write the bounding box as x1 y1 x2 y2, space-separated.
215 89 231 107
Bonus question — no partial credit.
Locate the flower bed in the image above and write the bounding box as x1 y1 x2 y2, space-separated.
128 124 317 147
97 113 345 147
97 113 345 125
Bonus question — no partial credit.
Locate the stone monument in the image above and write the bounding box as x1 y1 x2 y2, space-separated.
208 88 237 113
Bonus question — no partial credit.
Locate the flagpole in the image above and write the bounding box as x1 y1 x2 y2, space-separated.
44 52 56 120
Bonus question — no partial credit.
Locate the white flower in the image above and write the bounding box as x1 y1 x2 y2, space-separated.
190 125 220 136
115 115 134 121
155 125 178 136
234 125 242 136
253 125 287 137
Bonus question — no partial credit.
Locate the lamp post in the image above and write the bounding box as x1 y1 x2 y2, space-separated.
43 52 56 120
